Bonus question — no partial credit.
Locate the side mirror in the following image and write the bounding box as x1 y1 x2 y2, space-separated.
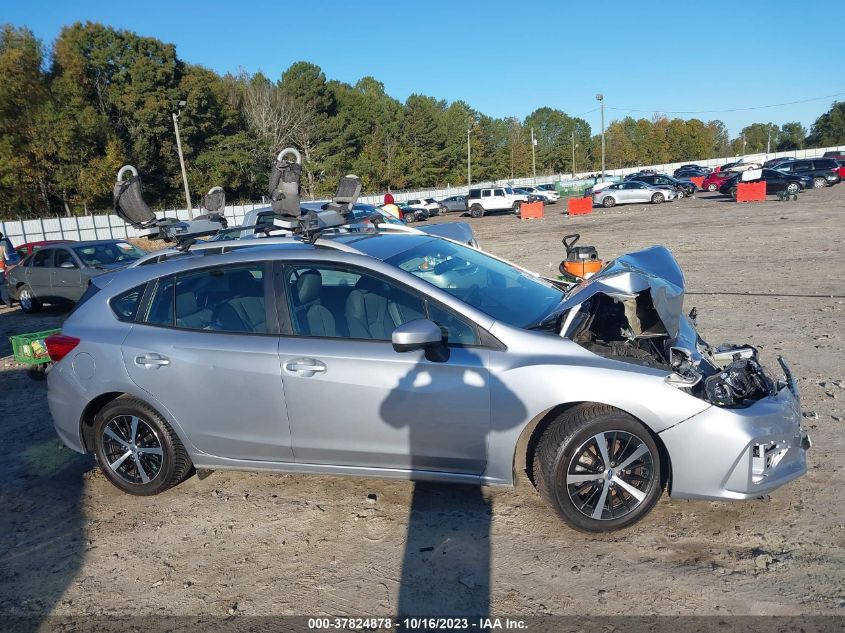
392 319 443 352
59 261 77 269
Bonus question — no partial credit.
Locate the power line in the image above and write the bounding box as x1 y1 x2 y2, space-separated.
604 91 845 115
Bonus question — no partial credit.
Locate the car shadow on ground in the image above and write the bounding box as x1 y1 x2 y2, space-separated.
0 365 92 626
379 347 526 620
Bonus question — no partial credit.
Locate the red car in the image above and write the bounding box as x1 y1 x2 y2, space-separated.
701 172 733 192
13 240 72 259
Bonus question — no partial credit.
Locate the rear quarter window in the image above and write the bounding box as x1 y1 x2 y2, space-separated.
110 284 146 322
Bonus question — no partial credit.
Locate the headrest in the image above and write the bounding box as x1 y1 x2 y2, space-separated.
296 269 322 304
175 292 197 315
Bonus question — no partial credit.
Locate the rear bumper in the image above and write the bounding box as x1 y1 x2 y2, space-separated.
659 385 809 500
46 360 88 453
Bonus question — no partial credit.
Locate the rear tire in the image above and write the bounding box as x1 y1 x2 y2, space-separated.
532 404 663 532
707 183 717 192
93 396 193 496
512 202 522 214
403 212 415 224
651 192 665 204
786 182 800 195
813 177 826 189
469 204 484 218
18 285 41 313
602 196 616 208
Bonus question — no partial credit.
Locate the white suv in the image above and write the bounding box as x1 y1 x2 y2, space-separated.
466 187 527 218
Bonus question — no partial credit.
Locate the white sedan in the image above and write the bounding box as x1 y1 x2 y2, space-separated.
592 181 678 208
521 185 559 203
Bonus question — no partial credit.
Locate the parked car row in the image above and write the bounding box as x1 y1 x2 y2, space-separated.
391 183 561 219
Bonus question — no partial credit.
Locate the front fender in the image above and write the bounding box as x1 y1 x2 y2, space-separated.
483 332 710 486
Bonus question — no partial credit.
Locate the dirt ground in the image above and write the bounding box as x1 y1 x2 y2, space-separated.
1 188 844 623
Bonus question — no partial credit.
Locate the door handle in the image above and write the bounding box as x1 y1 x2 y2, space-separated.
135 353 170 369
284 358 327 377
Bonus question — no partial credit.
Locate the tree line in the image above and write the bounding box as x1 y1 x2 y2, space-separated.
1 22 844 219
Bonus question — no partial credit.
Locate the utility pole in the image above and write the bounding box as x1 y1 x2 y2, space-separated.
172 100 192 218
530 127 537 182
571 130 577 177
596 93 605 182
467 126 472 190
766 125 772 155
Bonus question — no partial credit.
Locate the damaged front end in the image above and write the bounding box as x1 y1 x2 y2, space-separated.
555 246 791 408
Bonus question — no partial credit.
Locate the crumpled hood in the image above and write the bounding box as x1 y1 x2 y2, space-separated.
559 245 685 340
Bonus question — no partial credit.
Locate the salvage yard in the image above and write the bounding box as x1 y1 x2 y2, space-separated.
1 189 843 620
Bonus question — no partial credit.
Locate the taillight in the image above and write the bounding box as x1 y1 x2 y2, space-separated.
45 334 80 362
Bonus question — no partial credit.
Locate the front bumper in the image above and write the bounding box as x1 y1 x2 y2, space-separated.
659 384 809 501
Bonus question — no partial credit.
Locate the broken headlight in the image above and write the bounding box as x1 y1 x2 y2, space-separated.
703 358 776 407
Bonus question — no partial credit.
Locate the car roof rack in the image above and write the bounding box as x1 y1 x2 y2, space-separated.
115 147 369 253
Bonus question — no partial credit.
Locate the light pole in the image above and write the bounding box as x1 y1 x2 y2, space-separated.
596 93 605 182
467 122 476 190
530 127 537 182
172 99 192 217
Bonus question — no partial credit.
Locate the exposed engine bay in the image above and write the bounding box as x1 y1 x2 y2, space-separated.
557 245 783 408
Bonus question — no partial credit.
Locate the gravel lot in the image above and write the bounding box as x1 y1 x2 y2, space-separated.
1 188 843 622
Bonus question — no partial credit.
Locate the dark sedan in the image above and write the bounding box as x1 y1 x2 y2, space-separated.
673 166 710 178
763 157 797 169
718 169 811 197
395 203 430 223
626 173 697 196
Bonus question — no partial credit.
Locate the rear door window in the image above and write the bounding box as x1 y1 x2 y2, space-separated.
143 264 267 334
32 249 54 268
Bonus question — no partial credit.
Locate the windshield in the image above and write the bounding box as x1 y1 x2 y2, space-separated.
73 242 145 267
385 240 564 328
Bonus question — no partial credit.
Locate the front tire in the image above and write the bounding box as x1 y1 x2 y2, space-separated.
403 212 415 224
512 201 522 214
707 183 717 192
93 396 193 496
533 405 663 532
812 177 826 189
651 192 665 204
18 285 41 313
786 182 800 195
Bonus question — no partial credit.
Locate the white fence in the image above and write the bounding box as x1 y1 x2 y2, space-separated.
1 144 842 246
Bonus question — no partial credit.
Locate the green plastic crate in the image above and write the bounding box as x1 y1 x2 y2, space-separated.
9 328 61 365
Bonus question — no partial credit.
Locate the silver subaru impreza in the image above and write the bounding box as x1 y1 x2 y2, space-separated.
45 231 809 532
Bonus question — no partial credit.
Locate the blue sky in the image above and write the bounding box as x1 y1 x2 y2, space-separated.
5 0 843 137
